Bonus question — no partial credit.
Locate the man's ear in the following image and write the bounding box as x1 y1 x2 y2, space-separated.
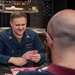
46 32 53 48
10 21 12 27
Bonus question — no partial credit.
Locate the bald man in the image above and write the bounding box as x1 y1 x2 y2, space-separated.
17 9 75 75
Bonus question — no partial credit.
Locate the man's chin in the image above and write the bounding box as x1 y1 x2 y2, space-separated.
18 34 23 36
17 33 23 36
17 32 23 35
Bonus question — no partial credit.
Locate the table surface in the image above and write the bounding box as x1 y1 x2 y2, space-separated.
0 61 35 75
0 65 12 75
0 62 48 75
0 61 38 75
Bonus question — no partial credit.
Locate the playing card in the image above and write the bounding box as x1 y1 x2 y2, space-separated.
30 50 38 55
22 50 38 60
22 51 31 60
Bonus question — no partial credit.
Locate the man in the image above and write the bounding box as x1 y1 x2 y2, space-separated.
0 11 45 67
17 9 75 75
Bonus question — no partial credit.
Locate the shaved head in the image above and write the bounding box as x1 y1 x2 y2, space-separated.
47 9 75 48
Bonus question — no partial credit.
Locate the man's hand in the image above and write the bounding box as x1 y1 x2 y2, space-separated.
30 54 41 63
8 57 27 66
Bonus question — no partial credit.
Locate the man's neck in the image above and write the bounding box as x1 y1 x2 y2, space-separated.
13 31 23 39
52 50 75 69
13 32 23 43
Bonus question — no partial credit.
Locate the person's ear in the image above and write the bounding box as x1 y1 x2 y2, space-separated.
46 32 53 48
10 21 13 27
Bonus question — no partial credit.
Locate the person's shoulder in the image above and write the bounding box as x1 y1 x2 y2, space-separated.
17 70 54 75
26 28 37 33
0 28 12 40
25 29 38 37
0 28 11 35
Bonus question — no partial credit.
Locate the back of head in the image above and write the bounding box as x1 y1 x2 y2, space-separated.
10 11 27 21
47 9 75 49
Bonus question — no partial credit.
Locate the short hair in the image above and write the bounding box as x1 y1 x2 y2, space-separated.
10 11 27 21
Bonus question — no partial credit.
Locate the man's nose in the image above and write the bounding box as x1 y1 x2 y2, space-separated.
19 26 23 29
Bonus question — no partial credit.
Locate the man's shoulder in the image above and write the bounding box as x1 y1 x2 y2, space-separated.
0 28 10 35
17 70 54 75
25 29 38 36
26 28 36 33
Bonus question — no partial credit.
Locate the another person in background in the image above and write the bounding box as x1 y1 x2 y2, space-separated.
0 11 45 67
17 9 75 75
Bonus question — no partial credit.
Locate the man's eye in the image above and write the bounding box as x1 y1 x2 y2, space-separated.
22 24 25 26
16 24 20 26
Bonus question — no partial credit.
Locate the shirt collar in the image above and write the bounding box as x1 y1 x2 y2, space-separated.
46 64 75 75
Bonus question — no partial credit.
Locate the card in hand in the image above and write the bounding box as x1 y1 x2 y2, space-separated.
30 50 38 55
22 51 31 60
22 50 38 60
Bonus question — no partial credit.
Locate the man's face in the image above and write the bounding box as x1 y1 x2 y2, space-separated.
10 17 27 38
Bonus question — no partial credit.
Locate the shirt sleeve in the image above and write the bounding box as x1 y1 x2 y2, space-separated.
0 33 10 65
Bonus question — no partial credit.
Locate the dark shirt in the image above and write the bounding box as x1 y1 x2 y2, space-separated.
17 64 75 75
0 27 45 66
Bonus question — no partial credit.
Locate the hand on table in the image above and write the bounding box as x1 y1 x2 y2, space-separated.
8 57 27 66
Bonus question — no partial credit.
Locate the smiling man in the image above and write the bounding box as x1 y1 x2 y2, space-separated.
0 11 45 67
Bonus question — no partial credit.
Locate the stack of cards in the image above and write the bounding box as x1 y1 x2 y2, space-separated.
10 67 39 75
22 50 38 60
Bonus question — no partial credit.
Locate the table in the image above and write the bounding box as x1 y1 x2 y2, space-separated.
0 64 12 75
0 63 34 75
0 61 48 75
0 61 39 75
